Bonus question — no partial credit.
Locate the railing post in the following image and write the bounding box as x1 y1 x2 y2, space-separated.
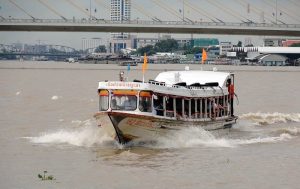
173 97 176 119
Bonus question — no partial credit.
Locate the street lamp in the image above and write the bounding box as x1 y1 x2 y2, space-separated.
179 0 185 21
272 0 282 24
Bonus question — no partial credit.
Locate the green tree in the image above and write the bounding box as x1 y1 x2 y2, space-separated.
183 47 203 55
154 39 179 52
237 41 242 47
94 45 107 53
136 45 156 56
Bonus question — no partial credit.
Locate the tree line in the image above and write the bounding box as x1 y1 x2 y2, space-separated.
135 39 205 56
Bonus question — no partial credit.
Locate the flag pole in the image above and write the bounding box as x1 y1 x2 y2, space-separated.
127 63 130 81
142 53 147 83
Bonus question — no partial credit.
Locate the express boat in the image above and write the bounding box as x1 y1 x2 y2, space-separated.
94 69 237 144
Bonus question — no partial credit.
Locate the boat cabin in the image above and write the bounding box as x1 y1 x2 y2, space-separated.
98 70 234 121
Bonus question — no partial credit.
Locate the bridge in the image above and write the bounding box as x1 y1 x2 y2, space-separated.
1 19 300 37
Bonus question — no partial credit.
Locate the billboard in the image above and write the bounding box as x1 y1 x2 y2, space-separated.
227 52 237 57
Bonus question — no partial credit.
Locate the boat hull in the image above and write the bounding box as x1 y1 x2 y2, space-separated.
94 112 237 144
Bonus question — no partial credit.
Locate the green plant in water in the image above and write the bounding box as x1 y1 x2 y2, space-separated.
38 171 55 181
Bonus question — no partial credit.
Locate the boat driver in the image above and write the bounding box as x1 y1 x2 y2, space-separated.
226 79 234 116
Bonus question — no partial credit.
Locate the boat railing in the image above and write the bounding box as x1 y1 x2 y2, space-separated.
149 80 217 91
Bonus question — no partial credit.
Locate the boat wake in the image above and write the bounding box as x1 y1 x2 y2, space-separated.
150 127 295 149
25 119 117 148
239 112 300 125
25 112 300 149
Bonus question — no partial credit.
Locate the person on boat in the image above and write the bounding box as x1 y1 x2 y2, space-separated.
153 95 164 116
213 101 225 118
227 79 234 116
123 96 137 110
111 99 118 110
119 71 125 81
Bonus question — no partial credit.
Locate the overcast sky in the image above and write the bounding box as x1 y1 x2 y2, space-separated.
0 0 299 49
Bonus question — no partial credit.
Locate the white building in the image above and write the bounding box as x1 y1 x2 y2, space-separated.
111 0 131 39
219 42 233 56
81 38 104 52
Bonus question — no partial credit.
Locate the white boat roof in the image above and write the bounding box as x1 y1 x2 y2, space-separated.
155 70 231 87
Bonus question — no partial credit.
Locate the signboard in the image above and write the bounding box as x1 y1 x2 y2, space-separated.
227 52 237 57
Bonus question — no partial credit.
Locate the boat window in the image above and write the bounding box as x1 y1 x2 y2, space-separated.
184 99 190 118
166 97 174 117
99 90 109 111
139 91 152 112
176 98 183 118
191 99 197 118
153 94 164 116
111 90 137 111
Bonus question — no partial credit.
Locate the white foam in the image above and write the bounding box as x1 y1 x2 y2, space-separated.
240 112 300 125
155 127 234 148
230 133 292 145
152 127 294 149
25 116 298 149
51 96 62 100
26 120 114 147
71 120 82 124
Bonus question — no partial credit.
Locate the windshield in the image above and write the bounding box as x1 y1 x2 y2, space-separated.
111 95 137 111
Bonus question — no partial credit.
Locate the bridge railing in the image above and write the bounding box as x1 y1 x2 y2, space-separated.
1 18 300 29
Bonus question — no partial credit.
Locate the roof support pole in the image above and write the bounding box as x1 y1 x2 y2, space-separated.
209 99 212 119
182 98 185 119
200 98 202 119
163 96 166 117
195 99 198 119
189 99 191 119
204 98 207 119
173 97 176 119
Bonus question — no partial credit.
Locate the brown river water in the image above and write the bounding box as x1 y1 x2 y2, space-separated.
1 61 300 189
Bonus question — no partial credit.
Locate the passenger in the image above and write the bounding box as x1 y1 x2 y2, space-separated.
123 96 136 110
119 71 125 81
154 103 163 116
213 101 224 118
111 99 117 109
227 79 234 116
139 99 151 112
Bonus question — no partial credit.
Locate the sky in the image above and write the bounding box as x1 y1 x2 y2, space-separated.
0 0 300 49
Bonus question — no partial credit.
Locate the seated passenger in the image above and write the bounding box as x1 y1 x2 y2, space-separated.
154 103 163 116
123 96 136 110
111 99 117 109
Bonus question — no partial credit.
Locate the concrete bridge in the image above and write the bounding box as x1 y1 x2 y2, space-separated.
1 19 300 36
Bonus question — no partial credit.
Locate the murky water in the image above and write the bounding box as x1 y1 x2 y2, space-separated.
1 61 300 189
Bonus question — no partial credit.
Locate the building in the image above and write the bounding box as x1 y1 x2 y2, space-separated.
110 0 131 39
282 40 300 47
134 35 172 49
264 38 283 47
109 38 133 54
110 0 131 53
192 38 219 47
256 54 288 66
219 42 233 56
134 37 160 49
81 38 104 53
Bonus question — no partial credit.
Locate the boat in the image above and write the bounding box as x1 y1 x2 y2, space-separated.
118 60 138 66
94 69 238 144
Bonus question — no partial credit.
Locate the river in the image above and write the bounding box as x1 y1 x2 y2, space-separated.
1 61 300 189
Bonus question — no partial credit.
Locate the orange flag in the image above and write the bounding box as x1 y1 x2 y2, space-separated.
202 48 207 64
142 53 148 73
